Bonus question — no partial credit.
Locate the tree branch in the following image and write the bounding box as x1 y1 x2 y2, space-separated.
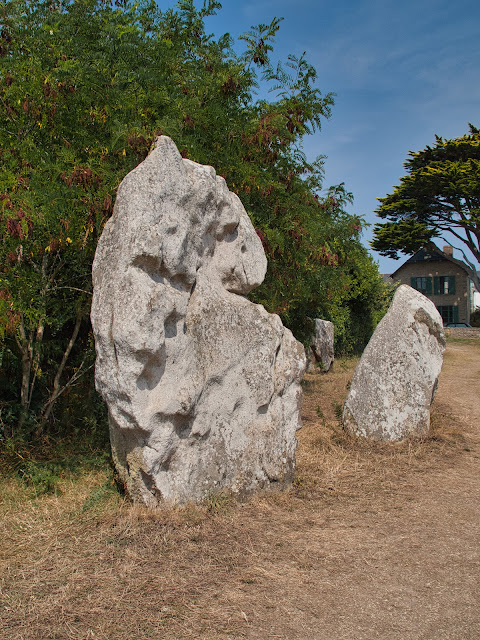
39 313 82 427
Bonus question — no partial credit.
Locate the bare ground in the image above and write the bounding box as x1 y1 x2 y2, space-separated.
1 339 479 640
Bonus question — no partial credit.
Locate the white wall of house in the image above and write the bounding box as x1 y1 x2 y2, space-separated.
474 289 480 310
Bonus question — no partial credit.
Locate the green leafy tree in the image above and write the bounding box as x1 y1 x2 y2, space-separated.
0 0 386 439
372 125 480 290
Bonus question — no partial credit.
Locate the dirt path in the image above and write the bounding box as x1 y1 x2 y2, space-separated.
1 341 479 640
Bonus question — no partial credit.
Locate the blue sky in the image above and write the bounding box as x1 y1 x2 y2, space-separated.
164 0 480 273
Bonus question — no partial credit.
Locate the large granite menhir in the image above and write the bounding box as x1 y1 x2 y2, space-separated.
343 285 446 441
91 136 306 506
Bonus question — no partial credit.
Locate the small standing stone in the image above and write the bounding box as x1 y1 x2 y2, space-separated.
308 318 334 372
343 285 446 441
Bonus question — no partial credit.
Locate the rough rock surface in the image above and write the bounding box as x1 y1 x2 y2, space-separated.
308 319 334 372
91 136 306 506
343 285 446 441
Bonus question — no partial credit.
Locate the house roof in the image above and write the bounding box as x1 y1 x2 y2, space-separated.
391 245 472 278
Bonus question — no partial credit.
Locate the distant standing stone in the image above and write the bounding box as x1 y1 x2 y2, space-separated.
91 136 306 506
309 318 334 372
343 285 446 441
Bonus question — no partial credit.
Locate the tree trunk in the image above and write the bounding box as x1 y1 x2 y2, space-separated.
39 313 82 427
16 318 33 430
27 319 45 410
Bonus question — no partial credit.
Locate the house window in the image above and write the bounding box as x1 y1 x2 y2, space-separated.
434 276 456 295
437 305 458 324
410 276 432 295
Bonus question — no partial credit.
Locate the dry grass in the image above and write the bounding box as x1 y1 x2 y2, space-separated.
1 342 478 640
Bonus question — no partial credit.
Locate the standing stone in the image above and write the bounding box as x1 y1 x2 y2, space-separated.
91 136 306 506
343 285 446 441
308 319 334 372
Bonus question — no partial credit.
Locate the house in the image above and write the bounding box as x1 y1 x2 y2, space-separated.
390 245 477 324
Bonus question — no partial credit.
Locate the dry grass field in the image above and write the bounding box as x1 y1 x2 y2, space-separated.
1 338 479 640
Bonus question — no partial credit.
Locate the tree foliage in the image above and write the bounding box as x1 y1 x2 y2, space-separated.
372 125 480 290
0 0 387 439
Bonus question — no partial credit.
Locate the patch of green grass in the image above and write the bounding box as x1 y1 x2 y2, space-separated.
203 490 234 515
81 480 118 512
332 401 343 422
0 437 113 497
17 459 66 496
446 336 480 345
315 405 325 420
